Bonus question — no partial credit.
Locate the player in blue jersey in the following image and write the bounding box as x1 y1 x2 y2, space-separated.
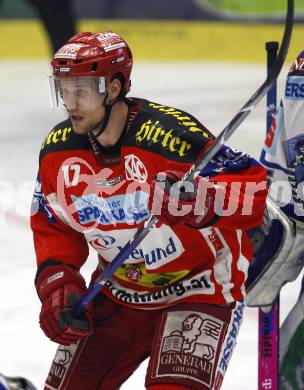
246 50 304 390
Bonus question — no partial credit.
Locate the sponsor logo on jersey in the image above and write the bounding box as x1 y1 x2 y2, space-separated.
148 102 213 140
117 264 189 287
105 270 214 305
135 119 192 157
86 225 184 267
117 236 178 266
72 191 150 225
208 228 224 253
124 264 143 282
96 175 122 186
46 344 78 388
41 127 72 150
89 233 116 250
85 227 137 258
124 154 148 183
285 76 304 100
219 301 244 373
154 311 225 387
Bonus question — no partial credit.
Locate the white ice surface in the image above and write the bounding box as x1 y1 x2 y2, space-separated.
0 60 302 389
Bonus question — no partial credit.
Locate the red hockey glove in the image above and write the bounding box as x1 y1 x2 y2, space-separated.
35 264 94 345
149 171 216 228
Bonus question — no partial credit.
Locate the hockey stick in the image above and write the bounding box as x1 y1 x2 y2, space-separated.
75 0 294 313
258 42 280 390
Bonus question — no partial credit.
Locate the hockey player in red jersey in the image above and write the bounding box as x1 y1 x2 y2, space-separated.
31 31 267 389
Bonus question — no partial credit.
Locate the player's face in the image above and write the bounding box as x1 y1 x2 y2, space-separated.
59 78 105 134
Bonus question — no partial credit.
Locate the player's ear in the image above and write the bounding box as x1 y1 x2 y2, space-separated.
107 79 122 102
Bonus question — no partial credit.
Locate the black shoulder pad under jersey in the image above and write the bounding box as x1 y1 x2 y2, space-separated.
39 118 91 162
125 98 215 163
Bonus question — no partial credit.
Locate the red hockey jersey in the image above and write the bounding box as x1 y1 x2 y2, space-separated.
31 98 267 308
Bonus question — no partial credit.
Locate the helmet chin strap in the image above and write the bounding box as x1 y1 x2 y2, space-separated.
94 92 128 139
93 93 114 138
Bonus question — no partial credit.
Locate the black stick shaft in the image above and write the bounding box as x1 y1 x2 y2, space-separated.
258 41 279 390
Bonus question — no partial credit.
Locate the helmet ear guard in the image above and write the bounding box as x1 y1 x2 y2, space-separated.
109 72 130 100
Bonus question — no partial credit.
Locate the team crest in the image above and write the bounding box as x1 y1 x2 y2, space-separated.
124 154 148 183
